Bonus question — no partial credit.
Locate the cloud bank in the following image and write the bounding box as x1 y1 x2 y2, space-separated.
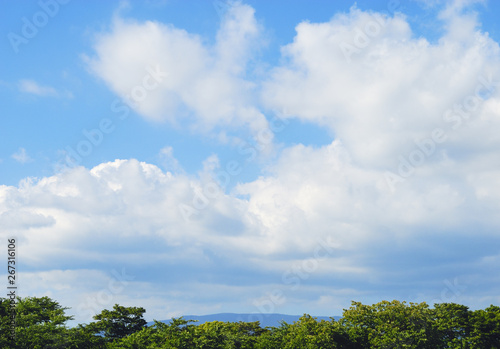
2 1 500 324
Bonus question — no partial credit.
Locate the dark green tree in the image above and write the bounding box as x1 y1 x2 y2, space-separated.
432 303 471 348
469 305 500 348
88 304 147 342
0 296 99 348
0 297 15 348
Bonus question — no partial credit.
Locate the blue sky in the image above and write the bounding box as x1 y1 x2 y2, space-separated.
1 0 500 325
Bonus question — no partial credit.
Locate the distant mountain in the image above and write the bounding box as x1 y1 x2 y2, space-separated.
150 313 341 328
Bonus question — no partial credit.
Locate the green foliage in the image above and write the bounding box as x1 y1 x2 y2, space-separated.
341 300 437 348
193 320 266 348
432 303 471 348
281 314 351 348
253 321 289 349
0 296 104 349
11 296 74 349
63 324 108 348
0 296 499 348
0 297 14 348
87 304 147 342
469 305 500 348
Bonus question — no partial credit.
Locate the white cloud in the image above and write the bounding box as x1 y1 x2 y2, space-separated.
87 2 269 141
3 149 500 323
18 79 71 98
1 159 258 270
11 147 33 164
262 5 500 169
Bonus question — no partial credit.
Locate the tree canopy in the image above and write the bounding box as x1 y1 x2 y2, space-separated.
1 296 499 348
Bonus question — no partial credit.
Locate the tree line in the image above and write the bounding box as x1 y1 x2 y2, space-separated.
1 296 499 348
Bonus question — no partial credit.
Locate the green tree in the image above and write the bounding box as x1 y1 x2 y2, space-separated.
0 297 15 348
63 324 108 349
220 321 266 348
147 317 197 349
432 303 471 348
469 305 500 348
279 314 351 349
107 321 168 349
341 300 437 348
254 321 289 349
194 321 230 348
0 296 99 348
88 304 147 342
190 319 266 349
13 296 74 349
3 295 500 348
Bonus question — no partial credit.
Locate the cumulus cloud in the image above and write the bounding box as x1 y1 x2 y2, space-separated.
4 151 500 324
1 159 283 321
262 4 500 170
86 2 269 141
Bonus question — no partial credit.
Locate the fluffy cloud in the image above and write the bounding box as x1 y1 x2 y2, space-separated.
87 2 269 141
262 4 500 169
2 160 240 266
0 158 357 323
3 146 500 324
248 0 500 263
251 1 500 308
